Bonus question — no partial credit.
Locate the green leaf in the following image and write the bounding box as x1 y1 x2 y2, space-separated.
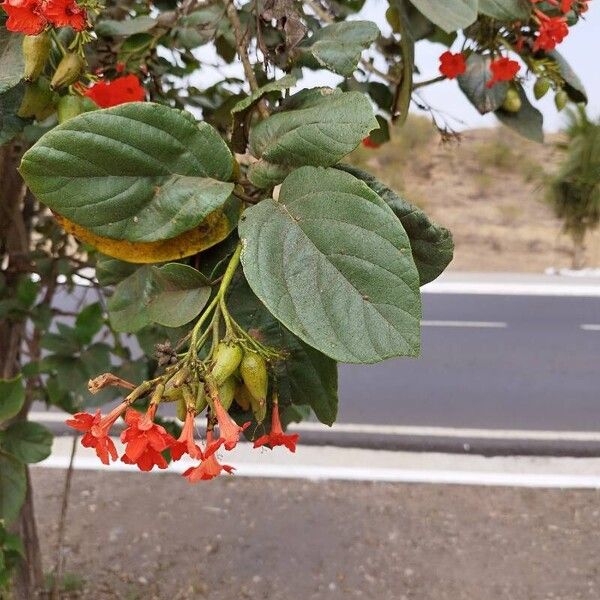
20 102 235 243
239 167 421 364
546 50 587 104
248 88 377 176
0 422 52 464
232 75 298 116
0 84 28 146
296 21 379 77
496 85 544 143
95 255 139 286
75 302 104 344
407 0 477 33
0 451 26 524
95 16 157 37
174 5 227 49
108 263 211 332
458 53 509 115
247 160 292 189
228 273 338 425
0 29 24 95
478 0 531 20
337 165 454 285
0 376 25 422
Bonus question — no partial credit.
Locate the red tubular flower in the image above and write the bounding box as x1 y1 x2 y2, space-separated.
43 0 86 31
66 401 128 465
213 397 250 451
170 411 203 461
534 15 569 50
253 403 299 452
438 51 466 79
120 405 176 471
84 74 145 108
362 137 380 149
1 0 46 35
486 57 520 88
182 430 235 483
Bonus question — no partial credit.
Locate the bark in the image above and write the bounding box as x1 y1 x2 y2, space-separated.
571 229 586 270
1 143 45 599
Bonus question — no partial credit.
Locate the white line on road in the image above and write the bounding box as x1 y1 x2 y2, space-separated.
421 320 507 328
581 324 600 331
30 411 600 443
35 439 600 489
422 279 600 297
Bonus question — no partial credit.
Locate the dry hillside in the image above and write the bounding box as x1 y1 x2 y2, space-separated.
347 118 600 272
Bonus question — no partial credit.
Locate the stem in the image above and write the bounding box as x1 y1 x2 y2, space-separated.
50 29 66 57
413 75 446 89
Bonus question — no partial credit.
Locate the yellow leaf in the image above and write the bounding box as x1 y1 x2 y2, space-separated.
54 208 238 264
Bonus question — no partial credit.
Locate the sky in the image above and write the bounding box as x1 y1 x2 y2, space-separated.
191 1 599 132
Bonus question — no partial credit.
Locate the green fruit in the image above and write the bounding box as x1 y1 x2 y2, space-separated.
195 384 208 413
249 391 267 424
17 79 56 120
501 88 522 113
50 52 85 90
211 342 243 385
555 90 568 111
176 396 187 421
533 77 551 100
57 95 84 123
239 350 268 405
234 384 252 411
22 32 51 82
218 377 236 411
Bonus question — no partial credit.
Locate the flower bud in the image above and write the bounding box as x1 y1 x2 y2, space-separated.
554 90 568 111
239 350 268 405
17 79 56 120
22 32 51 82
501 87 522 113
51 52 85 90
218 376 236 411
211 342 243 385
534 77 551 100
57 95 84 123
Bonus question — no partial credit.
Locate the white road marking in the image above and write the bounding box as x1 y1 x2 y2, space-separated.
30 411 600 443
421 320 507 328
35 438 600 489
422 280 600 297
581 324 600 331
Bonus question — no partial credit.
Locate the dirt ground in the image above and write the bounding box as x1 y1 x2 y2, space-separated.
349 124 600 272
33 469 600 600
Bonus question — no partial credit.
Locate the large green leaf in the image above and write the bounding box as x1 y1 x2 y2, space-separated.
95 16 157 37
296 21 379 77
19 103 235 243
228 273 338 425
337 165 454 285
108 263 211 332
547 50 587 104
458 53 509 115
407 0 477 33
478 0 531 20
0 422 52 464
239 167 421 364
0 451 26 524
0 29 24 95
0 376 25 422
248 88 377 174
496 85 544 143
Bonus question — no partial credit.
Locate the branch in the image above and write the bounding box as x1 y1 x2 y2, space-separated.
413 74 446 89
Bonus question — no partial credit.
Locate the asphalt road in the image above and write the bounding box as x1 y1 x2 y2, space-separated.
339 292 600 432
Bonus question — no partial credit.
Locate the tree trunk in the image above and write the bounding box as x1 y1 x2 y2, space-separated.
571 229 586 270
1 143 45 599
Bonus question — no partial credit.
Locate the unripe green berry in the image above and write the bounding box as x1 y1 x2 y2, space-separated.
501 87 522 113
534 77 551 100
22 32 51 82
218 376 236 411
51 52 85 90
239 350 268 406
555 90 568 111
211 342 243 385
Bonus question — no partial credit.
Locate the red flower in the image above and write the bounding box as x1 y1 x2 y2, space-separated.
534 15 569 50
84 74 145 108
43 0 86 31
182 430 235 483
213 396 250 451
439 51 466 79
362 137 380 149
253 403 299 452
120 405 175 472
1 0 46 35
486 57 520 88
170 411 203 461
66 401 128 465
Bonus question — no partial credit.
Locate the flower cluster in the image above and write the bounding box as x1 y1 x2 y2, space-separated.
1 0 86 36
84 74 146 108
66 392 298 483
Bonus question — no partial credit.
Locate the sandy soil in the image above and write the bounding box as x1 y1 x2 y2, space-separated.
351 126 600 272
33 469 600 600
